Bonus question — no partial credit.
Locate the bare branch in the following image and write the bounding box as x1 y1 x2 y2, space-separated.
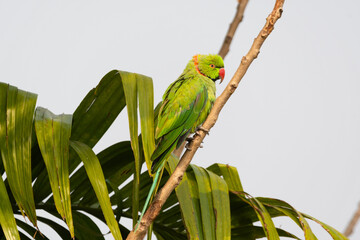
218 0 249 59
344 202 360 237
126 1 285 239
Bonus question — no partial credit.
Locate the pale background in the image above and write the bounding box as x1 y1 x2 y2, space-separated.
1 0 359 239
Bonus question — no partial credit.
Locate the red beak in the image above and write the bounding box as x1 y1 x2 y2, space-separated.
219 68 225 83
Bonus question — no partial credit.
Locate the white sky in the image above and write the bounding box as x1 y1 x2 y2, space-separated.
1 0 360 239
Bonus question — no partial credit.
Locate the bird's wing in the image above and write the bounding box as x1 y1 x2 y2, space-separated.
151 77 208 160
156 77 208 139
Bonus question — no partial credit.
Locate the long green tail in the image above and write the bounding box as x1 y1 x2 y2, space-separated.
135 161 165 232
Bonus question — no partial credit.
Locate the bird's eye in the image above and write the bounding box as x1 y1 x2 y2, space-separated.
210 64 215 68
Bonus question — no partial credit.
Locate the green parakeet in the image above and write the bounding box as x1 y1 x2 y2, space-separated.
151 54 225 174
135 54 225 231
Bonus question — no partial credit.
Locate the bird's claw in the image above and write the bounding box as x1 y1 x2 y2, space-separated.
197 126 210 135
187 135 204 148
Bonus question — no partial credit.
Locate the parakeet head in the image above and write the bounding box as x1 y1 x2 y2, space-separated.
193 54 225 83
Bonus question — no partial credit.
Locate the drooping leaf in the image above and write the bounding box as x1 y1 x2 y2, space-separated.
207 163 243 192
209 163 284 239
258 197 317 240
137 75 155 173
120 71 141 227
32 70 152 207
34 107 74 237
119 71 155 226
70 140 122 240
302 213 348 240
71 141 134 207
208 171 231 239
254 197 348 240
166 155 231 239
191 165 216 239
0 176 20 240
0 83 37 225
232 192 280 240
167 156 204 239
32 70 128 202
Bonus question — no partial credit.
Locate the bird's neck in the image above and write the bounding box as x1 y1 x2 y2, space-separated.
184 59 205 78
192 55 206 77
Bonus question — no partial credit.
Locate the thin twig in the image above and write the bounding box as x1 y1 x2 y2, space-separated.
218 0 249 59
344 202 360 237
126 1 284 239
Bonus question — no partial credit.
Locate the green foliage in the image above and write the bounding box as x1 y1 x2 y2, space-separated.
0 71 348 240
0 83 37 226
34 108 73 237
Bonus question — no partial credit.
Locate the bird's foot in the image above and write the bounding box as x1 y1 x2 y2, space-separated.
196 126 210 135
186 143 203 149
187 135 204 148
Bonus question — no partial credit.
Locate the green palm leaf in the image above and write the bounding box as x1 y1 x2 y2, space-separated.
121 71 141 227
0 177 20 240
208 171 231 239
302 213 348 240
167 156 203 239
166 156 231 239
120 71 156 226
0 83 37 226
34 107 74 237
257 197 317 239
234 192 280 240
70 140 123 240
